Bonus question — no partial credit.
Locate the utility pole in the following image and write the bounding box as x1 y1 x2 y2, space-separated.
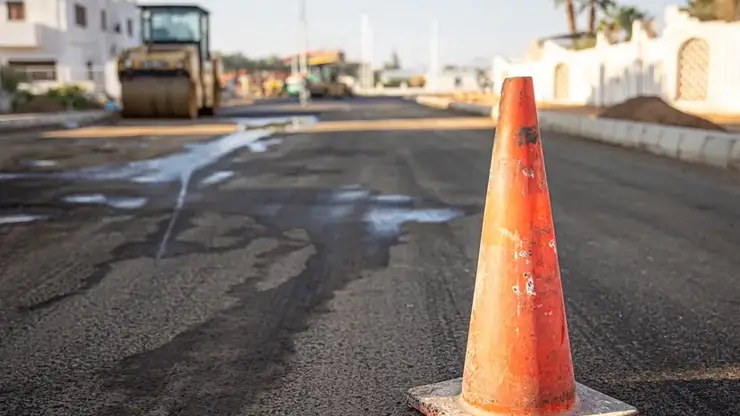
299 0 309 106
361 14 370 90
429 18 439 91
0 68 5 114
367 25 374 89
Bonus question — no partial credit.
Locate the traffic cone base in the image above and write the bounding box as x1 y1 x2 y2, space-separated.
407 378 638 416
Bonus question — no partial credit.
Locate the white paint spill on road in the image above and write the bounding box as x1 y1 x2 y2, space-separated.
22 160 57 167
332 188 370 202
374 194 413 203
0 173 24 180
122 129 274 184
200 170 235 186
0 119 314 260
0 128 285 260
309 186 464 237
0 214 49 225
157 172 191 261
245 138 283 153
0 116 311 186
150 129 288 260
363 207 463 237
63 194 147 209
0 128 273 184
0 128 284 259
234 115 319 129
319 187 370 220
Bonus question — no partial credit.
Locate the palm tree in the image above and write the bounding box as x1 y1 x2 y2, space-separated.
579 0 616 33
684 0 719 20
554 0 578 34
684 0 740 21
599 5 650 41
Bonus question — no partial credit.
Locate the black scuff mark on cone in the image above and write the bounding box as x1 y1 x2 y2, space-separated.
517 126 538 146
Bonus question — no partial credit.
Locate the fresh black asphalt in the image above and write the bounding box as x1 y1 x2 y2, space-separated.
1 97 739 415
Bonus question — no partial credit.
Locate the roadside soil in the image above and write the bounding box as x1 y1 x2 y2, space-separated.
446 93 740 132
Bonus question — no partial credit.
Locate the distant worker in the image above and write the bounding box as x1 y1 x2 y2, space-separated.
239 75 249 97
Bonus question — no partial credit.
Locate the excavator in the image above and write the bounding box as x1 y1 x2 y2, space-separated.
117 4 221 118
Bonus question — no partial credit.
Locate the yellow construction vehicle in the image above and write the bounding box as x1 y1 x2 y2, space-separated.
117 4 221 118
304 51 354 99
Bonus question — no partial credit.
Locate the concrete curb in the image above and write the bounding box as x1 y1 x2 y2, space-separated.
415 96 452 109
0 110 115 133
449 101 494 117
414 96 740 171
537 112 740 170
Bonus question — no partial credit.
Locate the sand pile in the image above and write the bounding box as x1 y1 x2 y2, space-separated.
598 96 726 132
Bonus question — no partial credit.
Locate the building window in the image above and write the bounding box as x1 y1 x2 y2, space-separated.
7 61 57 81
126 19 132 36
114 22 121 33
74 4 87 27
101 10 107 30
7 2 26 21
86 61 93 81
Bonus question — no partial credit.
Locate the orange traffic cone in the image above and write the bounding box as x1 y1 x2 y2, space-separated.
406 77 638 416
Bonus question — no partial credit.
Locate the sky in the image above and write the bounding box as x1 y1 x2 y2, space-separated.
153 0 683 69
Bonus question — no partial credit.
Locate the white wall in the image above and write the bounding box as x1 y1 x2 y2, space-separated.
425 73 479 91
493 6 740 114
0 0 65 57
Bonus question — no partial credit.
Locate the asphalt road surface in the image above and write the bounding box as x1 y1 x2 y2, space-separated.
1 97 739 416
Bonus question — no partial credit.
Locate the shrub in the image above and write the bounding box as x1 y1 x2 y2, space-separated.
0 66 25 93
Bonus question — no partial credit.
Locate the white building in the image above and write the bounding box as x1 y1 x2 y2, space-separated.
0 0 140 98
491 6 740 114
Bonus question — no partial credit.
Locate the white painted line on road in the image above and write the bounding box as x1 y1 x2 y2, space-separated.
0 214 49 225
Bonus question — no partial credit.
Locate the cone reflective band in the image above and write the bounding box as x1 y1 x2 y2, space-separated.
406 77 638 416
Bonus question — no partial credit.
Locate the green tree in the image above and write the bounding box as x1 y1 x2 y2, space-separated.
219 53 290 72
220 53 250 71
0 66 24 93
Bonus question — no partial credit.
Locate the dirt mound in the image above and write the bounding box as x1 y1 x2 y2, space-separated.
598 96 726 132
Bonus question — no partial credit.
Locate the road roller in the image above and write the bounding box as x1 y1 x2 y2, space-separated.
306 53 353 99
284 51 353 99
117 4 221 119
